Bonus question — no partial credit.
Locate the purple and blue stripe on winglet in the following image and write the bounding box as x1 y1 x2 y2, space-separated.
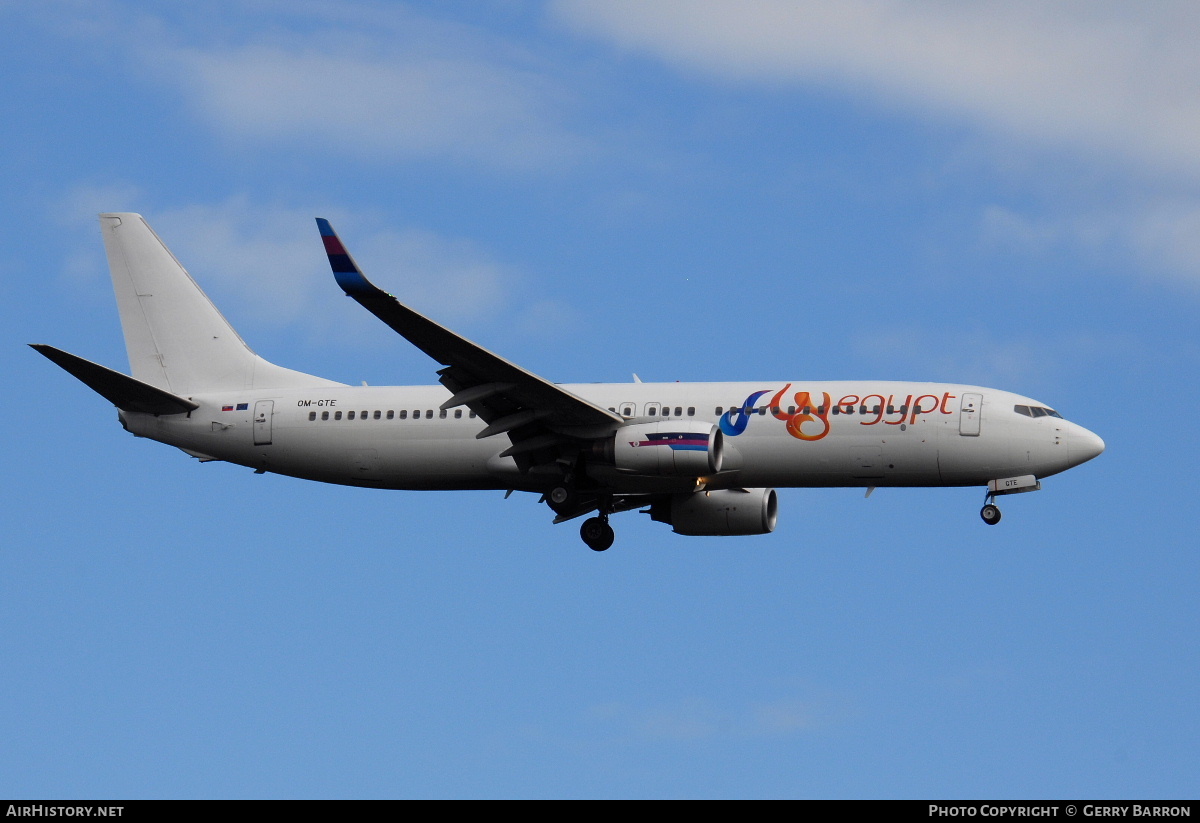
316 218 373 295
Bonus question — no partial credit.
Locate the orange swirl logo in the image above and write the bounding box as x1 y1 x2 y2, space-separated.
769 384 832 441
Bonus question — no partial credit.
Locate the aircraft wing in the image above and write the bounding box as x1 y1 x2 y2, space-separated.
316 219 622 468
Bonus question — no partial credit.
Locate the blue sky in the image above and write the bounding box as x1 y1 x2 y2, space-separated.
2 0 1197 799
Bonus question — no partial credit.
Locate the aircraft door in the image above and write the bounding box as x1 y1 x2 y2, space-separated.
959 393 982 437
254 400 274 445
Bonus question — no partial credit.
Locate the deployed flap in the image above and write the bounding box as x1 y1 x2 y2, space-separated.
31 344 199 414
316 219 622 447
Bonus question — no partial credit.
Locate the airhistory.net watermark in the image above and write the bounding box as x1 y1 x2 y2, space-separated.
5 807 123 817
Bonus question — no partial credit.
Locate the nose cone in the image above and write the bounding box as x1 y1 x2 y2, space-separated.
1069 424 1105 467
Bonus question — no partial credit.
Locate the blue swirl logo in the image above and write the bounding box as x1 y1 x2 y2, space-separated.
719 390 770 436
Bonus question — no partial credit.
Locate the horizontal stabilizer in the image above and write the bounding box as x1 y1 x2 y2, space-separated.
30 344 199 415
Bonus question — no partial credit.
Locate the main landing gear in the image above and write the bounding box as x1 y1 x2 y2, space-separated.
580 514 615 552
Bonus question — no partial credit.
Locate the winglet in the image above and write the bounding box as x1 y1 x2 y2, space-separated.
316 218 375 296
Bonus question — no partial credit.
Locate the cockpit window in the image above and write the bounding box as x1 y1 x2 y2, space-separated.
1016 404 1064 419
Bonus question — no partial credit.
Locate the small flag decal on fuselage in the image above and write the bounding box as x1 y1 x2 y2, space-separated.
221 403 249 412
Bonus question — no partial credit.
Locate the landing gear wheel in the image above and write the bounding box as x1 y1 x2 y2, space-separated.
580 517 615 552
549 485 572 505
980 504 1002 525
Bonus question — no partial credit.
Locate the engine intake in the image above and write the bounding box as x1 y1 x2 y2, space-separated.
650 488 778 536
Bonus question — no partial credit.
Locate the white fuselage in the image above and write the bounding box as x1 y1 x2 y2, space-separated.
119 380 1104 493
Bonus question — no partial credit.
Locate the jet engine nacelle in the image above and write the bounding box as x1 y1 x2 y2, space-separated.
609 421 723 476
650 488 778 536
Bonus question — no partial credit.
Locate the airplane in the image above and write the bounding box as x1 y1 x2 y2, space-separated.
32 213 1105 551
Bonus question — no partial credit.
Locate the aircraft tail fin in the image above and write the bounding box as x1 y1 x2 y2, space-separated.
99 213 338 394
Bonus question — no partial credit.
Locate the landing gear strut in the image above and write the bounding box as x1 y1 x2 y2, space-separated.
580 514 615 552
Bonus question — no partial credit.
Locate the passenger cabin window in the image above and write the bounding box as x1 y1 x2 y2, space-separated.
348 411 355 420
687 407 695 417
454 409 462 419
308 411 316 421
621 404 635 417
646 404 659 417
361 411 368 421
399 410 408 419
321 411 329 420
715 407 723 415
334 411 342 420
386 410 394 419
674 406 682 416
439 409 447 419
469 410 477 418
374 410 381 420
426 410 433 419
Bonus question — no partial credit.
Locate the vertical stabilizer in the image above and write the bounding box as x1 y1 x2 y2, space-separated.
99 213 338 394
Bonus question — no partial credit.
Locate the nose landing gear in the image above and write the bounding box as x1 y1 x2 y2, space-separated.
979 475 1041 525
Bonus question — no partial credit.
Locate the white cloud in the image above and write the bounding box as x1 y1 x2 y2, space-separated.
982 201 1200 288
56 182 146 284
552 0 1200 178
57 189 520 338
351 226 512 324
1126 203 1200 286
145 6 590 170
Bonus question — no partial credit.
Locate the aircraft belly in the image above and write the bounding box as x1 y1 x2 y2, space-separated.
936 415 1018 483
728 424 943 488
